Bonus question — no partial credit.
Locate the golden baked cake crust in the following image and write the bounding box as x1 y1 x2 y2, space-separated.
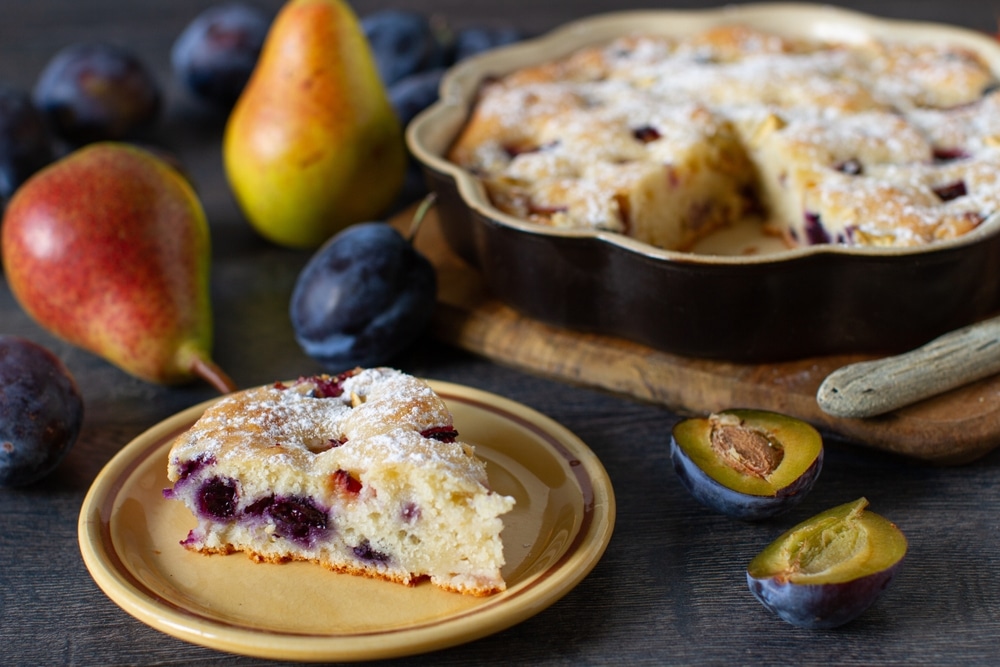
164 368 515 596
448 25 999 250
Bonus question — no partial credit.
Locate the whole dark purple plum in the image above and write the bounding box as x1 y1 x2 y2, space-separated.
171 3 272 108
670 409 823 520
747 498 907 629
290 222 437 371
0 85 55 206
362 10 446 86
388 67 446 205
453 26 525 62
33 42 161 144
389 67 444 128
0 336 84 487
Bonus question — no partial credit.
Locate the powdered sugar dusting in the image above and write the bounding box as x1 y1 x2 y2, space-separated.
166 368 476 479
163 367 516 597
449 24 1000 249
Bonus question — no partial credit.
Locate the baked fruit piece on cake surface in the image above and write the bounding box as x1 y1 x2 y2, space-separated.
164 367 516 596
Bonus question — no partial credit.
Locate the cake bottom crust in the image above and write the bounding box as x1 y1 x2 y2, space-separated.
185 541 502 596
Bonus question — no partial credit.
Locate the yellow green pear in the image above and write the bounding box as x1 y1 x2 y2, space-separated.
224 0 407 249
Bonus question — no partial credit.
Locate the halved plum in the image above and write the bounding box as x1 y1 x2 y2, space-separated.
746 497 907 629
670 409 823 520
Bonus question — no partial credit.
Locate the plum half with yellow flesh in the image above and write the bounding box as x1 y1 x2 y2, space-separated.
670 409 823 520
746 497 907 629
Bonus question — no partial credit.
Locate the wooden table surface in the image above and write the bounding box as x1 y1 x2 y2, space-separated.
3 1 1000 665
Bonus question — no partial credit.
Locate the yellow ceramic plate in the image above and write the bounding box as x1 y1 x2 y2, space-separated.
78 380 616 661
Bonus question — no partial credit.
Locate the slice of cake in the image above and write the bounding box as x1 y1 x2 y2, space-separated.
163 367 516 596
745 109 935 244
800 154 1000 246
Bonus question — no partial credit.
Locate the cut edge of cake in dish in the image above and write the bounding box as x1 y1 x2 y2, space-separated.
163 367 516 597
447 23 1000 251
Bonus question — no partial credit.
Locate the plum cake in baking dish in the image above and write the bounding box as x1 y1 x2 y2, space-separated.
447 24 1000 249
164 368 516 596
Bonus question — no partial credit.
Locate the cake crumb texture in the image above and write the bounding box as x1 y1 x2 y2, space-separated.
448 24 1000 249
165 368 516 596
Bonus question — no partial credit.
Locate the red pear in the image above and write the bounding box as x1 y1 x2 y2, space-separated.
1 142 235 393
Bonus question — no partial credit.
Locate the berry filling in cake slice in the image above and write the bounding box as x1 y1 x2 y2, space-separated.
164 367 516 596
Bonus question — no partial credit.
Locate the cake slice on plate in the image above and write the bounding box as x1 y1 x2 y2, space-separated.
164 367 516 596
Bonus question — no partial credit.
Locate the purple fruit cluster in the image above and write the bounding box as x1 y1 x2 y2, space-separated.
363 9 526 126
0 5 527 211
0 3 276 212
0 336 83 487
362 10 527 204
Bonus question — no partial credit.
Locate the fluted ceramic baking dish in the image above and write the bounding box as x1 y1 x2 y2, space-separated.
407 3 1000 362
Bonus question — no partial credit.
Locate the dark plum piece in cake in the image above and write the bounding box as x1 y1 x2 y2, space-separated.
197 476 239 520
803 213 831 245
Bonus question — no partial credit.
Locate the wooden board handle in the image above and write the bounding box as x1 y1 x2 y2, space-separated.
817 315 1000 418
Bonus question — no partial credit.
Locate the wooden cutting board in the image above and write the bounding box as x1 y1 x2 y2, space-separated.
395 206 1000 465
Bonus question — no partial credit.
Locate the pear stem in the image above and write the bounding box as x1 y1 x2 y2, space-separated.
191 355 239 394
406 192 438 244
